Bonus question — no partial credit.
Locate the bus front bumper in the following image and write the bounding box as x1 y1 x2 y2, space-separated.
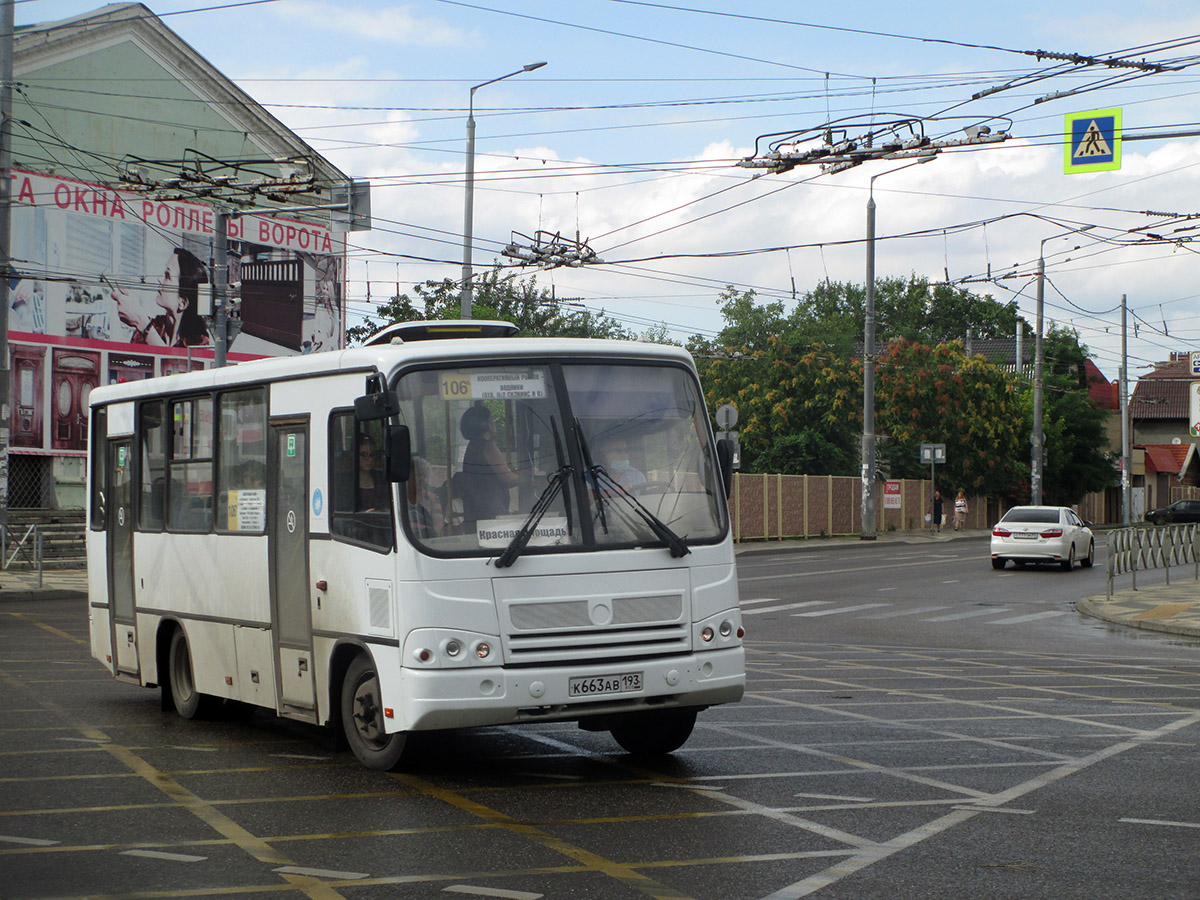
395 646 745 732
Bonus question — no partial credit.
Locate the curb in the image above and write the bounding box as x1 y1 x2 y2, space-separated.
1076 595 1200 639
0 588 88 603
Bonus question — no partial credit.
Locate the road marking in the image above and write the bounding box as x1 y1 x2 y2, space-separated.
859 605 950 619
987 611 1072 625
793 604 891 617
740 598 783 606
121 849 207 862
274 866 369 880
743 601 834 616
951 806 1035 815
794 793 874 803
876 587 896 593
942 580 959 584
1119 817 1200 829
740 556 977 582
271 753 331 760
0 835 59 846
923 608 1010 622
444 886 544 900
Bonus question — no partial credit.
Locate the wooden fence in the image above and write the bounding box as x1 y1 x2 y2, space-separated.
727 474 1132 542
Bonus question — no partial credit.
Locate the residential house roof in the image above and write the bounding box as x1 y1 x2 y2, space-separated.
1131 358 1192 420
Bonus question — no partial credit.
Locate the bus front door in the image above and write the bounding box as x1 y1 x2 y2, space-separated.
269 421 315 718
106 439 138 676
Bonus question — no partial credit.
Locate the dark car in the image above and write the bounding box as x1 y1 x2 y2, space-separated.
1145 498 1200 525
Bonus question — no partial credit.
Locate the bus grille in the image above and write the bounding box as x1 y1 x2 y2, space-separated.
504 593 687 664
505 623 689 664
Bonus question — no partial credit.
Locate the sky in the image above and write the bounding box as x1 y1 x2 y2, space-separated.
18 0 1200 381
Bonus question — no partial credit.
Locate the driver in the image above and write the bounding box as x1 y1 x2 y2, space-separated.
598 436 646 491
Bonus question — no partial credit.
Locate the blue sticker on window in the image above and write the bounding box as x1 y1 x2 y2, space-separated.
312 488 323 517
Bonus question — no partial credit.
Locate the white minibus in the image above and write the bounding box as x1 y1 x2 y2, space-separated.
87 322 744 769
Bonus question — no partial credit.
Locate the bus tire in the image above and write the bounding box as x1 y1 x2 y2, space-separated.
167 628 215 720
341 655 407 770
610 708 697 756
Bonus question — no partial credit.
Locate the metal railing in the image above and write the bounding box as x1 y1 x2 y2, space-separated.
1105 523 1200 600
1 524 44 587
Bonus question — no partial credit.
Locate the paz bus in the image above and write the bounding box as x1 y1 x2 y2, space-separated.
86 321 745 769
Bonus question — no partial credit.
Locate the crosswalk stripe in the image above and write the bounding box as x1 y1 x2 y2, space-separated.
923 607 1010 622
859 604 951 619
743 600 834 616
793 603 891 617
987 610 1072 625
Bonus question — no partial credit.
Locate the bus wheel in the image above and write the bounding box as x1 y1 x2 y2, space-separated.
610 708 697 756
167 629 214 719
341 655 407 770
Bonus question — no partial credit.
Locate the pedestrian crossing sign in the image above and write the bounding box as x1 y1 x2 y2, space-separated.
1064 109 1121 173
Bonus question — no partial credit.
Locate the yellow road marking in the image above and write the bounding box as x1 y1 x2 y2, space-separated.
5 612 89 645
391 772 697 900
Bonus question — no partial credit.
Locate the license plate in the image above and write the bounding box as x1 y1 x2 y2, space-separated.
1013 532 1037 540
568 672 643 697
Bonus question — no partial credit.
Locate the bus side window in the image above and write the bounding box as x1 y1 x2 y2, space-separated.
138 400 165 530
329 410 392 550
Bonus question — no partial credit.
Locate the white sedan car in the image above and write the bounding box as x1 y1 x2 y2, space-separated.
990 505 1095 571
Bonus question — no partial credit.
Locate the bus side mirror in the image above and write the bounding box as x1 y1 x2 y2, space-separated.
354 373 399 420
385 424 411 483
716 438 734 499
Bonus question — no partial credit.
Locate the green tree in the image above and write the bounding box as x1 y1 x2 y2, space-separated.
347 267 636 344
1035 325 1117 504
699 339 860 476
874 340 1026 497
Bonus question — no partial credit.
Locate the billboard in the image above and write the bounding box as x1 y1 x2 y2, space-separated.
7 170 345 453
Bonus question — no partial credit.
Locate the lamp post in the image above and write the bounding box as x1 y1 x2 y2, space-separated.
1031 224 1096 505
861 155 934 540
460 61 547 320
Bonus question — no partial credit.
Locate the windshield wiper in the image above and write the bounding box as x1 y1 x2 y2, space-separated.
494 417 573 569
590 467 691 559
575 417 607 534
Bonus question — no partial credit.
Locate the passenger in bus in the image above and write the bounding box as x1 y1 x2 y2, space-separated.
458 405 517 530
356 435 391 512
406 456 444 539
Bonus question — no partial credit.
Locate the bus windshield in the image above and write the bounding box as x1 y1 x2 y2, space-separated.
393 360 726 558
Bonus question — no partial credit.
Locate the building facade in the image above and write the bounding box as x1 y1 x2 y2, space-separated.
8 3 355 509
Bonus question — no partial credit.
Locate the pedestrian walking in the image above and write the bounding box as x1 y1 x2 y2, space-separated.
954 490 969 531
932 490 944 533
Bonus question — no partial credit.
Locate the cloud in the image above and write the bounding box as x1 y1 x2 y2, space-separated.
272 1 476 46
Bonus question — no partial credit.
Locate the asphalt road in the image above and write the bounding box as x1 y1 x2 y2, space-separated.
3 538 1199 900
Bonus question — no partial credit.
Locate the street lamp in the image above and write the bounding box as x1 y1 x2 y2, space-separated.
861 154 935 540
460 61 547 320
1031 223 1096 505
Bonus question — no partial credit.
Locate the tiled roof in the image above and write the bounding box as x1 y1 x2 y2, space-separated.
1131 366 1192 419
1142 443 1197 477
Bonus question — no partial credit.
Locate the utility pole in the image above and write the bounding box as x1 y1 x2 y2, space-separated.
861 186 877 540
213 210 229 368
1120 293 1131 525
1032 251 1046 506
0 0 14 525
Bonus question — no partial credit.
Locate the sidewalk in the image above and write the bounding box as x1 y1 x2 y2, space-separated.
0 568 88 602
4 533 1198 641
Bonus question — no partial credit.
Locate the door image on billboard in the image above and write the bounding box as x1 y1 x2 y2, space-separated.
108 353 154 385
51 349 99 451
11 345 45 449
160 357 206 378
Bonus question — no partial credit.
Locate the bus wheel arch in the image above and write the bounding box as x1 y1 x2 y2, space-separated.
340 652 407 770
163 624 216 719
